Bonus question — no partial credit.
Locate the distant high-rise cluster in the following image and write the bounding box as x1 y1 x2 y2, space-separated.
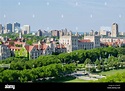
0 22 30 34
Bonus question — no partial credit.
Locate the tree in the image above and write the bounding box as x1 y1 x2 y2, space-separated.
26 39 33 45
84 58 91 65
19 47 28 57
94 59 100 65
15 50 20 57
97 64 101 71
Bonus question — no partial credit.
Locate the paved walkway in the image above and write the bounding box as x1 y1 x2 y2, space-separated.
71 71 106 81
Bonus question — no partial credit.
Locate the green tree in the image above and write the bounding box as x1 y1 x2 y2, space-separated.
84 58 91 65
19 47 28 57
94 59 100 65
26 39 33 45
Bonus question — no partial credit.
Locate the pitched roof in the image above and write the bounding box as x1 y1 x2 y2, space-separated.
33 43 49 50
34 45 43 49
25 45 34 52
78 39 91 42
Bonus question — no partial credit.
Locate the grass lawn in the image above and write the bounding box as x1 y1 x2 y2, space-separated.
64 78 92 83
98 68 125 76
37 68 125 83
65 68 125 83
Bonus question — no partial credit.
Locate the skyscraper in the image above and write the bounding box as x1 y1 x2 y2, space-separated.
37 29 42 36
111 23 118 37
0 24 2 34
6 23 12 33
22 25 30 34
12 22 20 32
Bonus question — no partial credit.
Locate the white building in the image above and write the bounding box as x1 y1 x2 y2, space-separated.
3 29 8 34
59 31 98 52
100 37 125 43
111 23 119 37
119 32 125 36
59 31 78 53
84 35 101 48
22 25 30 34
78 39 94 50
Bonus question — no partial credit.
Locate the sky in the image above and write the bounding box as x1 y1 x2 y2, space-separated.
0 0 125 32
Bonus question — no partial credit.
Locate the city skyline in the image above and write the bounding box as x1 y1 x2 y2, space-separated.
0 0 125 32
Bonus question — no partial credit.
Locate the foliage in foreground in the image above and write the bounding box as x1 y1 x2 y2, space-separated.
0 63 76 83
98 72 125 82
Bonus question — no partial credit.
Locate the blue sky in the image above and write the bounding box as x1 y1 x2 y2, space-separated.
0 0 125 32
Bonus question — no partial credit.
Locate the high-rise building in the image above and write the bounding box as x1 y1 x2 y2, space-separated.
0 24 2 34
111 23 118 37
22 25 30 34
6 23 12 33
37 29 42 36
13 22 20 32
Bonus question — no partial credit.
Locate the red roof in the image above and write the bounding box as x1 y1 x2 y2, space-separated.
25 45 34 52
33 43 48 50
78 39 91 42
34 45 43 49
